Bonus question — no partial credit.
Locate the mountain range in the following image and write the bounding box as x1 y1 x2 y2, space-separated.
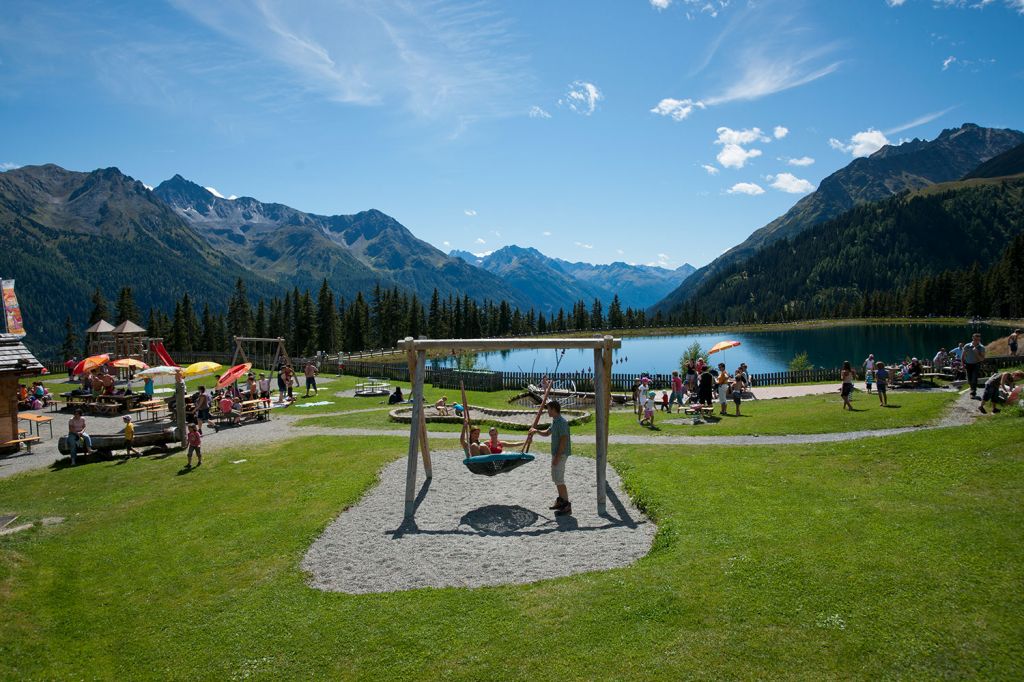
652 123 1024 315
450 246 694 311
0 165 687 355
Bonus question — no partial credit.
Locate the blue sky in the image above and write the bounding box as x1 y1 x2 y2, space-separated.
1 0 1022 269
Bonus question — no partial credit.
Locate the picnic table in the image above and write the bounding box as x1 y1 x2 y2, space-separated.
240 399 272 422
136 399 167 422
17 412 54 439
60 392 92 409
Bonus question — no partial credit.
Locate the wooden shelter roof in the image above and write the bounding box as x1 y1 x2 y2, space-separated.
0 334 43 376
111 320 146 334
84 319 115 334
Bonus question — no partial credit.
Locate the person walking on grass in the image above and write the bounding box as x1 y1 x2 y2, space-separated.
732 364 747 416
840 360 855 411
874 361 889 407
670 370 686 413
185 423 202 467
303 361 319 397
1009 330 1019 357
529 400 573 517
962 333 986 400
194 386 210 434
122 415 139 458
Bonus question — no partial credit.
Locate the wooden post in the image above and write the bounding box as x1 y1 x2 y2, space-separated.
593 343 607 515
174 376 186 445
404 339 426 518
417 349 432 478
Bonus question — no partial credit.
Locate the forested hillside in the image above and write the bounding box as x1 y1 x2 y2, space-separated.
667 177 1024 323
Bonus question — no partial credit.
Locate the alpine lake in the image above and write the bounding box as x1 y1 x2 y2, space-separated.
429 321 1014 375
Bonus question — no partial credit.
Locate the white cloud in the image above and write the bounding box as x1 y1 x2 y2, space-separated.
464 209 477 216
769 172 815 194
727 182 765 195
528 105 551 119
575 241 594 249
773 125 789 139
716 126 770 145
942 55 957 70
474 237 486 245
717 144 762 169
886 0 906 6
1 162 22 171
829 129 891 157
786 156 815 166
933 0 1024 13
713 127 768 169
650 98 705 121
616 249 625 255
473 250 493 258
143 183 154 190
702 164 720 175
650 0 671 9
542 230 552 237
204 186 225 198
559 81 602 116
443 240 450 247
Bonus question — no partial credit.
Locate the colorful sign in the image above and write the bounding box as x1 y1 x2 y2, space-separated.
2 279 26 337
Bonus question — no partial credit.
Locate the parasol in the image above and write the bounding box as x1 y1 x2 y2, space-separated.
136 365 181 378
73 354 109 375
181 361 222 379
216 363 253 389
111 358 150 370
708 340 741 355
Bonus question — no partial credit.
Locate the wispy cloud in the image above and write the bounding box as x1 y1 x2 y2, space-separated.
575 241 594 249
786 156 815 166
168 0 527 120
475 237 486 245
726 182 765 195
933 0 1024 14
702 164 720 175
528 105 551 119
650 7 841 121
943 55 957 70
559 81 602 116
464 209 477 216
542 230 552 237
650 0 732 18
0 162 20 171
884 106 957 134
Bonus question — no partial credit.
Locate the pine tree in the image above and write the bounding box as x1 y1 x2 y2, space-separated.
227 278 253 338
254 299 268 338
88 288 109 325
295 290 315 354
200 304 215 351
316 279 340 353
115 287 140 325
61 316 79 360
608 295 624 329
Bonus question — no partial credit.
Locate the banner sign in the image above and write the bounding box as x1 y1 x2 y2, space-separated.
2 279 26 337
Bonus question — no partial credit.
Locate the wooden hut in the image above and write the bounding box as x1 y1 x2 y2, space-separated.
111 320 147 359
0 334 43 454
85 319 115 356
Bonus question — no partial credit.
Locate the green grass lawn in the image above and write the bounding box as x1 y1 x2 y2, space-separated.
296 389 958 437
2 413 1022 679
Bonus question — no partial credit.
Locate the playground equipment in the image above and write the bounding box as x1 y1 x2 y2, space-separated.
399 335 620 519
459 380 537 476
231 336 292 370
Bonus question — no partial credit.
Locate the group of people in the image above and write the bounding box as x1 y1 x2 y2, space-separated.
17 381 53 410
631 359 750 425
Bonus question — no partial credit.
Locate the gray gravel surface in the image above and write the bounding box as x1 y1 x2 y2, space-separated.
302 450 655 593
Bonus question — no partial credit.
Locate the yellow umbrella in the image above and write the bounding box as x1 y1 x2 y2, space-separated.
181 361 222 379
111 358 150 370
708 340 741 355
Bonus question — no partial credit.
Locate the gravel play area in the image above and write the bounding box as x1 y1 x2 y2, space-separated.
302 450 656 594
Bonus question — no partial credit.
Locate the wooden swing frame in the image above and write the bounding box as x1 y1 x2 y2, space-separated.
399 335 620 519
231 336 292 371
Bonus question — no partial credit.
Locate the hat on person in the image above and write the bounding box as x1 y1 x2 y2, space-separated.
123 415 131 422
647 390 656 398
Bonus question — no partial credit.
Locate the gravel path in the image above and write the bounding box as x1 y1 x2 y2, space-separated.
302 450 655 593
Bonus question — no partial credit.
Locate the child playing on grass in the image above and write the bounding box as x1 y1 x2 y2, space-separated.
644 390 656 426
874 361 889 407
123 415 139 458
865 365 874 393
186 423 202 467
660 390 670 412
529 400 572 517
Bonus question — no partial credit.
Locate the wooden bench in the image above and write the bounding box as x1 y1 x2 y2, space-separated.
240 406 271 422
4 435 41 452
89 402 121 416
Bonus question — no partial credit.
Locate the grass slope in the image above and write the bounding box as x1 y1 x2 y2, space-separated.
2 414 1022 679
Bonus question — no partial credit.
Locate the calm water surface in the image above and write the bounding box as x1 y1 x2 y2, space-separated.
434 323 1010 375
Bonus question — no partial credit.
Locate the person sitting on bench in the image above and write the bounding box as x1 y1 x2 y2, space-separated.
67 409 92 465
